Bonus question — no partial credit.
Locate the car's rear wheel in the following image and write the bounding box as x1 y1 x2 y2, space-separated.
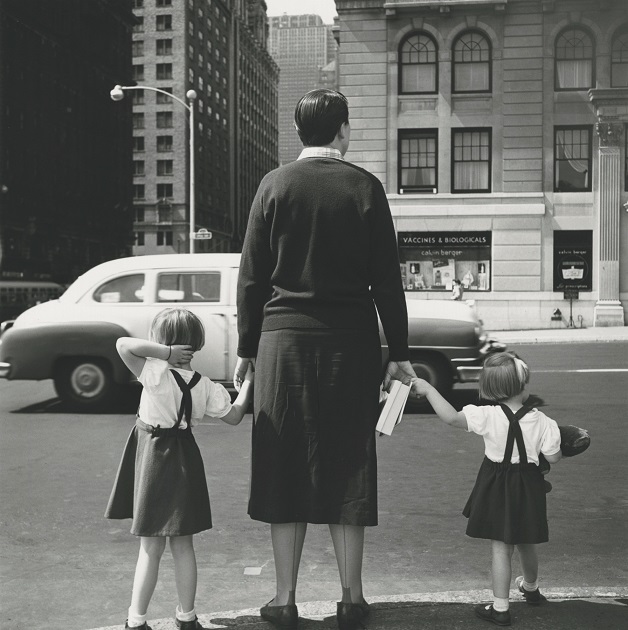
406 353 453 411
54 358 115 409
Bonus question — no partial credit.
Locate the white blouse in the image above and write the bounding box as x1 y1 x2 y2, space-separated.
463 404 561 465
137 358 232 429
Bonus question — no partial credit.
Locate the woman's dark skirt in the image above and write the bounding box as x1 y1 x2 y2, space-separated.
105 419 212 537
463 456 548 545
249 328 382 526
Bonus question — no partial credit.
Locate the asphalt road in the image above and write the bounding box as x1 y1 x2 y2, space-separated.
1 342 627 630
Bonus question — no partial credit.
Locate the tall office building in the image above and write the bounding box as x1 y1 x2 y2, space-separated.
0 0 135 284
130 0 278 254
268 14 338 164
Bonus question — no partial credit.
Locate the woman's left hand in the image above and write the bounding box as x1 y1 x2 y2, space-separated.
234 357 255 391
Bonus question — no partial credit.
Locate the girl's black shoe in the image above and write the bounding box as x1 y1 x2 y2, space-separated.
125 623 152 630
336 602 367 630
260 600 298 629
175 617 205 630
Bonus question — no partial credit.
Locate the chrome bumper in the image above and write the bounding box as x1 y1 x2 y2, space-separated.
0 362 11 378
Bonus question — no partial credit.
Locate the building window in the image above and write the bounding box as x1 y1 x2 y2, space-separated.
398 130 438 193
451 129 491 193
133 136 145 152
157 231 173 246
156 63 172 80
157 135 173 152
156 112 173 128
156 87 173 103
156 14 172 31
133 184 145 200
452 31 491 93
135 232 145 247
132 65 144 81
136 208 145 222
554 126 592 192
399 32 438 94
555 27 594 90
156 39 172 56
133 16 144 32
131 89 145 105
157 160 174 176
157 183 173 199
132 41 144 57
133 160 145 176
132 113 144 129
133 0 143 8
156 0 172 6
611 26 628 87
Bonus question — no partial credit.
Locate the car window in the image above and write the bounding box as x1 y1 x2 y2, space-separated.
92 274 145 303
157 272 221 303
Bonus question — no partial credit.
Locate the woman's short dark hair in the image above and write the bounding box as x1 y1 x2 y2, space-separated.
294 89 349 147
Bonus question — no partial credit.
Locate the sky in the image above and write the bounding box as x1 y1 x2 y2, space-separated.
265 0 338 24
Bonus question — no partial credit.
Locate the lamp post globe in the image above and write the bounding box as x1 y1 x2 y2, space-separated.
186 89 197 101
110 85 125 101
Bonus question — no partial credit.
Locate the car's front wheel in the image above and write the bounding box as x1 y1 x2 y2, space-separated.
54 358 115 409
406 353 453 411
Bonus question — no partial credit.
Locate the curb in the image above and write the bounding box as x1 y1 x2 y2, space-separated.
88 587 628 630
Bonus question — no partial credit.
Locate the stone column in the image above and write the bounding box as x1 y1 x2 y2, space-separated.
593 122 624 326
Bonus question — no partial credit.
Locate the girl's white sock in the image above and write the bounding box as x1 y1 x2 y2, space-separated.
522 579 538 592
127 608 147 628
493 596 510 612
176 605 197 622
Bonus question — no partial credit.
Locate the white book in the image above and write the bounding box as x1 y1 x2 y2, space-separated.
376 380 411 436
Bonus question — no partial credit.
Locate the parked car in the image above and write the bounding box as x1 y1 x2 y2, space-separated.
0 254 505 409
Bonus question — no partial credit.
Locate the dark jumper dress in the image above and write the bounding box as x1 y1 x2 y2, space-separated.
105 370 213 537
463 404 549 545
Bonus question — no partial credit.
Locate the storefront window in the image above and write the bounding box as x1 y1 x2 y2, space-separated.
398 231 492 292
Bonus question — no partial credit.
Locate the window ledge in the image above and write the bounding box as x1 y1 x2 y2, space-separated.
388 192 546 216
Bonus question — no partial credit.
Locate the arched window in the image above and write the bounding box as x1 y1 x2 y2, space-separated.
555 27 595 90
611 25 628 88
399 32 438 94
452 31 491 93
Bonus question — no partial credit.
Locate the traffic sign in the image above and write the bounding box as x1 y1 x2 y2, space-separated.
192 228 212 240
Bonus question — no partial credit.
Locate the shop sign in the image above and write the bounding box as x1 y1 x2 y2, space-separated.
398 231 492 292
553 230 592 292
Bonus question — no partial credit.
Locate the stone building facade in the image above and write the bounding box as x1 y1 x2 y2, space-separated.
334 0 627 329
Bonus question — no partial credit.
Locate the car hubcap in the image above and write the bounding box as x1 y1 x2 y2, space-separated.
412 362 438 386
70 363 105 398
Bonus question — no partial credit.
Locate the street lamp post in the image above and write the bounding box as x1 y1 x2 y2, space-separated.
110 84 198 253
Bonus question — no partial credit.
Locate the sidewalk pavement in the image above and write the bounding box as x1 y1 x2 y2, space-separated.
88 324 628 630
492 324 628 345
90 587 628 630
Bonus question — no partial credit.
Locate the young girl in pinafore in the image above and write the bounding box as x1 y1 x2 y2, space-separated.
105 307 254 630
410 352 562 627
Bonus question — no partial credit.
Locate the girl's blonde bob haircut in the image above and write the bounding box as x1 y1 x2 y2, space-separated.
149 307 205 352
479 351 530 402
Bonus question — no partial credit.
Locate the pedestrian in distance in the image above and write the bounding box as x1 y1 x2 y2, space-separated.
451 278 464 300
105 307 254 630
234 88 416 630
409 351 562 627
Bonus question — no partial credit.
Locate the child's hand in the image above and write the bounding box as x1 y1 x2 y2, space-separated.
410 377 431 398
168 344 194 366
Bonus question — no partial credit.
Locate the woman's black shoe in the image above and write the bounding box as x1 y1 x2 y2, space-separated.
336 602 366 630
260 601 298 629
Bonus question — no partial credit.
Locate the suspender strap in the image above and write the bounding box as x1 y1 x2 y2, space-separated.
499 404 531 465
170 370 202 428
